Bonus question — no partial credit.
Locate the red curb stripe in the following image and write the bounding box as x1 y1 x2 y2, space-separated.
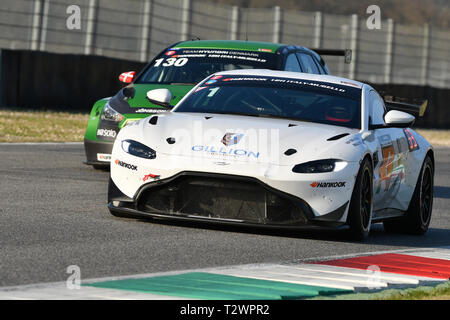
313 253 450 279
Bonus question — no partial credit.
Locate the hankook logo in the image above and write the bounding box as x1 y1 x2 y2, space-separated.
115 159 137 171
310 181 346 188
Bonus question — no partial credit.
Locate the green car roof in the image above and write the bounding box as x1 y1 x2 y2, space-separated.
173 40 285 53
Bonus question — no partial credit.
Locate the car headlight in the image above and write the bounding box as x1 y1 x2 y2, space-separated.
101 102 124 123
292 159 347 173
121 140 156 159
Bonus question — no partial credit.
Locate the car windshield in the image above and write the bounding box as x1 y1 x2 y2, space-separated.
135 48 277 85
174 75 362 129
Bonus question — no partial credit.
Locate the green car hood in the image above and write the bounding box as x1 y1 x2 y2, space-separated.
126 83 194 109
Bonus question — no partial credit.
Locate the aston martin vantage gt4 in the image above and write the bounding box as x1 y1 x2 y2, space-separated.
107 70 434 240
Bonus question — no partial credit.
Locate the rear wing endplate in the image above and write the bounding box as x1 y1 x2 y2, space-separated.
384 97 428 117
312 49 352 64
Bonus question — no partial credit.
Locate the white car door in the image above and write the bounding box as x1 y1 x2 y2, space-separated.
368 90 410 212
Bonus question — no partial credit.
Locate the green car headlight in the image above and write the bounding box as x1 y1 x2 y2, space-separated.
292 159 347 173
101 102 124 123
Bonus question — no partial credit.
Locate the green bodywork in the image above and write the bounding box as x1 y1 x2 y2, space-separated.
173 40 283 52
84 40 284 142
84 84 192 141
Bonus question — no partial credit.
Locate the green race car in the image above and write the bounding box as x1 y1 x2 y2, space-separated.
83 40 349 168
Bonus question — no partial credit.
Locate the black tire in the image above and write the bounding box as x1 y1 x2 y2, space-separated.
347 157 373 240
383 155 434 235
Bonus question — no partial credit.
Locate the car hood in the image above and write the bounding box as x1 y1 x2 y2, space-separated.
125 112 362 166
126 83 194 109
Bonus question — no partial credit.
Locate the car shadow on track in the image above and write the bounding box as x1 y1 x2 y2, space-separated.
434 186 450 199
135 216 450 248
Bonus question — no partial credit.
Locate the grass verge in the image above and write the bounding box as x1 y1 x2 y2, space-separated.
0 109 449 146
416 129 450 147
309 281 450 300
0 109 89 142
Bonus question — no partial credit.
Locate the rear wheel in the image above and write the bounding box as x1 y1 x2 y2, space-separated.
383 155 434 235
347 157 373 240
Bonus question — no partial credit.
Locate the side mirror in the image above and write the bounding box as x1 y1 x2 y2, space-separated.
146 89 173 109
119 71 136 83
384 110 415 127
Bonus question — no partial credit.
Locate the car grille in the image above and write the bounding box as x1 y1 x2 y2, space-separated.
136 174 311 225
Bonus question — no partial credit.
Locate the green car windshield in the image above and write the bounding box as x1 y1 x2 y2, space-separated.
136 48 277 85
174 75 362 129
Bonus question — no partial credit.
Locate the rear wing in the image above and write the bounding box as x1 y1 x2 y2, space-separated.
312 49 352 64
383 96 428 117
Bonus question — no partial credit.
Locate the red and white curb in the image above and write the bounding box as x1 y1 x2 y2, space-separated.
1 247 449 299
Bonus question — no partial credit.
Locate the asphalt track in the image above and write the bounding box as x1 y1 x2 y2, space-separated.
0 143 449 287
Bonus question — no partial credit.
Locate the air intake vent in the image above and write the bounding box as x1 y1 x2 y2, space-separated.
149 116 158 125
327 133 350 141
284 149 297 156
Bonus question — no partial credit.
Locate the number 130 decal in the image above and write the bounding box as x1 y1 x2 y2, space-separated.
153 58 189 67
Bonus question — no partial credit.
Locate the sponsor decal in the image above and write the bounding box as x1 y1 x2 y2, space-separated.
375 137 405 194
205 80 217 85
97 153 111 162
142 173 160 182
165 50 176 56
210 75 223 80
133 108 168 113
221 133 244 146
340 81 360 88
310 181 346 188
194 86 207 92
403 128 419 152
97 128 117 138
213 161 230 166
114 159 137 171
269 78 346 92
258 48 272 52
192 145 260 159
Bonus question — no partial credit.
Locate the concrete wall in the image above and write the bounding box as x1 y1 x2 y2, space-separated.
0 49 145 111
1 0 449 89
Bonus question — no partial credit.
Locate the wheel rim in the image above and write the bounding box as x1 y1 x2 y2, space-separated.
361 169 372 229
420 165 433 225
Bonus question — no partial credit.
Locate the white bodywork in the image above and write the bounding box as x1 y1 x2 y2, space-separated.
110 70 432 225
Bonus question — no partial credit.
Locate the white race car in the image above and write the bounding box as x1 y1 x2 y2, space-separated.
107 69 434 240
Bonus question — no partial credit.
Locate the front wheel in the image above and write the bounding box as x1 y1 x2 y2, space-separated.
347 157 373 240
383 155 434 235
